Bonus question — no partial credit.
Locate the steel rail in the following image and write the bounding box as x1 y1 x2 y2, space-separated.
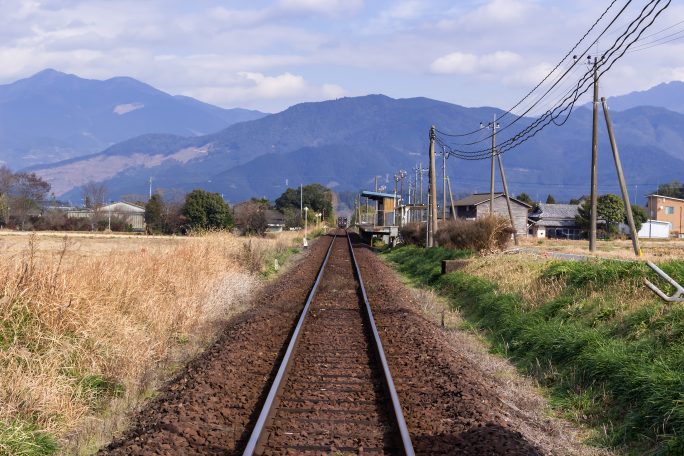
242 232 338 455
346 234 416 456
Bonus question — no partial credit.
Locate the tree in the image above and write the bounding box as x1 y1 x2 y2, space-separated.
545 194 556 204
234 200 269 235
275 184 333 220
11 172 51 229
569 198 581 205
576 194 625 236
145 194 165 234
515 192 533 206
629 205 648 233
656 181 684 199
182 189 233 230
81 181 108 208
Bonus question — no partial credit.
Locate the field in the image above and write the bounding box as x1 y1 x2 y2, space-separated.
0 230 304 455
518 236 684 261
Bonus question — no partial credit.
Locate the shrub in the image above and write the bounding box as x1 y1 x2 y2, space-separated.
400 222 426 246
435 215 515 253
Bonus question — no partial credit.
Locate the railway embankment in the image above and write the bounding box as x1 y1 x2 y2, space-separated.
385 245 684 455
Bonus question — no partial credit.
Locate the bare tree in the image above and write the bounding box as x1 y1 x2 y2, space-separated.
81 181 108 208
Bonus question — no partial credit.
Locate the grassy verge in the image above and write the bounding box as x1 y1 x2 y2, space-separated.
0 231 303 455
385 246 684 455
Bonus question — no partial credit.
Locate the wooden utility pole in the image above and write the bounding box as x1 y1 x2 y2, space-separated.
419 163 424 204
590 57 599 252
497 153 519 246
429 126 438 247
442 146 447 221
484 114 499 215
601 97 642 256
447 176 457 221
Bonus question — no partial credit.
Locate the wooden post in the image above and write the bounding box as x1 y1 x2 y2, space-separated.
497 153 519 246
601 97 642 256
429 126 438 247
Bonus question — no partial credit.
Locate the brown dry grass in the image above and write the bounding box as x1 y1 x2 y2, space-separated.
0 230 302 454
518 236 684 261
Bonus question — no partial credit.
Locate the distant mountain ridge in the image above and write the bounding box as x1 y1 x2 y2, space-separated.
605 81 684 113
0 69 266 169
29 93 684 204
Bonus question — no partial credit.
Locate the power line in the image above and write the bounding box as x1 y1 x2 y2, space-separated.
434 0 624 138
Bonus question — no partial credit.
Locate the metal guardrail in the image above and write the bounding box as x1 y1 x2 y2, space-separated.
644 261 684 302
346 234 415 455
242 232 337 455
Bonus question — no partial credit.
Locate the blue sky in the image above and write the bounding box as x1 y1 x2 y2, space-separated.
1 0 683 112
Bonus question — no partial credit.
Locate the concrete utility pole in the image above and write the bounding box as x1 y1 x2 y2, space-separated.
481 115 500 214
300 184 303 220
601 97 642 257
149 177 153 200
497 154 519 246
442 146 447 221
447 176 457 221
429 126 438 247
589 56 599 252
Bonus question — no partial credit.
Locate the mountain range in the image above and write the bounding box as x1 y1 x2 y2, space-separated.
0 69 265 169
5 69 684 204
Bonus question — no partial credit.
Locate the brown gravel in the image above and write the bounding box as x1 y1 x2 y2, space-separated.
99 231 595 455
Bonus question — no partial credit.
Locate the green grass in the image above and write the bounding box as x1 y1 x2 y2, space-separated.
0 420 58 456
384 246 684 455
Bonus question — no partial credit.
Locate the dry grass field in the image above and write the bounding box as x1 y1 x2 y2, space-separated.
0 230 304 455
518 236 684 261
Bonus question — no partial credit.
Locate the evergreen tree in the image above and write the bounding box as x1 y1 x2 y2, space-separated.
182 189 233 230
576 194 625 236
145 194 165 234
545 194 556 204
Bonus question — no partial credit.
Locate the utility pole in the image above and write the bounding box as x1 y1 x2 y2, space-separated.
442 145 447 221
375 176 378 192
419 162 424 205
601 97 642 256
447 176 457 221
300 184 303 221
497 153 519 246
428 126 438 246
149 177 152 200
589 56 599 252
481 115 500 214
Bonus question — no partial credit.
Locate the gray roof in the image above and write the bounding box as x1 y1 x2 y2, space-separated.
453 192 532 208
535 219 580 228
361 190 397 200
531 203 580 220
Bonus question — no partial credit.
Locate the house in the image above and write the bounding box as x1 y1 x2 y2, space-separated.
452 192 531 236
264 209 285 233
528 203 583 239
99 202 146 231
646 194 684 236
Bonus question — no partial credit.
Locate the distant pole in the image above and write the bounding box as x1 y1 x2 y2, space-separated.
149 177 152 200
303 206 308 248
300 184 303 220
447 176 457 221
497 153 519 246
601 97 642 256
375 176 378 192
590 56 599 252
419 162 424 205
442 145 447 221
490 114 497 215
429 126 438 246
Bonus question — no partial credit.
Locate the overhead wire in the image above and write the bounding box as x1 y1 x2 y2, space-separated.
438 0 671 161
434 0 622 138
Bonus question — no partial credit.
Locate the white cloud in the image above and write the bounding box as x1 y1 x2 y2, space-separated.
183 72 345 110
430 51 521 75
277 0 363 16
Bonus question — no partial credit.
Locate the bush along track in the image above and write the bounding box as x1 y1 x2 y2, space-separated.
385 245 684 455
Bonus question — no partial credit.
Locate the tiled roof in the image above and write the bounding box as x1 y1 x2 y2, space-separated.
453 192 531 208
532 203 580 219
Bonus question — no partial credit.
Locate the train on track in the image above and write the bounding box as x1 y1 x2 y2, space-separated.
337 216 348 228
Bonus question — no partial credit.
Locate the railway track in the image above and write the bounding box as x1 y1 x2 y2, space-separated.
243 230 414 455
